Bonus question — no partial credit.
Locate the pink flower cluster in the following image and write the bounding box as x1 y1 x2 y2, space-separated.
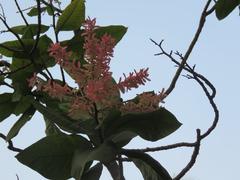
118 68 150 93
28 17 163 117
121 90 166 114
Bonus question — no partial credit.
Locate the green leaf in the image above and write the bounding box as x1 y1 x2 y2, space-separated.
71 141 117 179
56 0 85 32
61 30 85 59
11 24 49 36
14 96 34 115
31 100 83 133
16 134 92 180
6 108 35 141
0 39 34 58
95 25 127 45
27 7 47 16
82 163 103 180
104 108 181 142
215 0 240 20
0 93 18 122
43 117 63 136
122 149 172 180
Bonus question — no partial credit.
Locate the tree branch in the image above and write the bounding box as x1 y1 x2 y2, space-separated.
14 0 29 26
164 0 214 97
0 133 22 153
173 129 201 180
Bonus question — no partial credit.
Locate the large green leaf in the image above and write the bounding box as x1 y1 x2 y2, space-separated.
31 100 84 133
0 93 18 122
82 163 103 180
0 39 34 58
44 116 63 136
122 149 172 180
56 0 85 32
95 25 127 45
14 96 34 115
104 108 181 142
11 24 49 36
71 141 117 179
6 107 35 141
16 134 92 180
215 0 240 20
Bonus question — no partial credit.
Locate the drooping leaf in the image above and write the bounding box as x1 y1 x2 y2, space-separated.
31 100 83 133
104 108 181 142
122 149 172 180
215 0 240 20
10 24 49 36
95 25 127 45
6 107 35 141
56 0 85 32
71 141 117 180
0 93 18 122
82 163 103 180
16 134 92 180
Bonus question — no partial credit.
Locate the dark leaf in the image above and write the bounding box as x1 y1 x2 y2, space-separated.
31 100 84 133
0 93 18 122
123 149 172 180
6 107 35 141
82 163 103 180
43 116 63 136
71 141 117 179
104 108 181 142
215 0 240 20
14 96 34 115
16 134 92 180
56 0 85 32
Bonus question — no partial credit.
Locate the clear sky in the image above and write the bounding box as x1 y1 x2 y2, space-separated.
0 1 240 180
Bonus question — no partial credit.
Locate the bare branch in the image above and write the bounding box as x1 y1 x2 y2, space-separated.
0 133 23 153
164 0 214 97
30 0 41 56
14 0 29 26
173 129 201 180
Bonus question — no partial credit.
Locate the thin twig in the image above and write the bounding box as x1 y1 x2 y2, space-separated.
30 0 41 56
0 16 26 50
164 0 213 97
40 0 62 13
0 133 22 152
14 0 29 26
135 142 196 153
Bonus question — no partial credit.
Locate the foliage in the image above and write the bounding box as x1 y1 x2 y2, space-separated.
0 0 233 179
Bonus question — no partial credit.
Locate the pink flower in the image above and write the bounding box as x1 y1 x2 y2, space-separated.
118 68 150 93
120 90 166 114
48 43 71 65
43 80 72 101
27 73 38 88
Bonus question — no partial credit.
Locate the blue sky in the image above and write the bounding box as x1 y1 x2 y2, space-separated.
0 1 240 180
